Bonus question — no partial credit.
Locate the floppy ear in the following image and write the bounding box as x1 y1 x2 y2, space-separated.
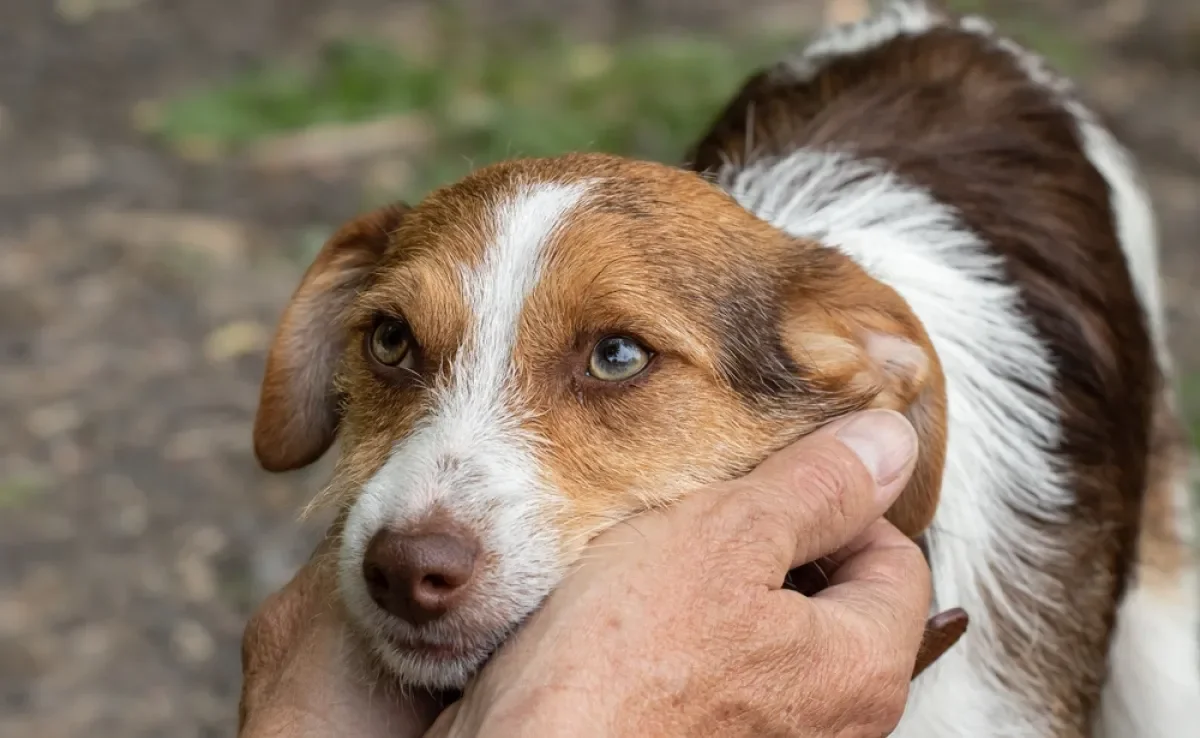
253 202 411 472
783 246 947 537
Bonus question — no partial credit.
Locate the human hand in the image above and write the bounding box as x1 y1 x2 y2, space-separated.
237 517 444 738
239 409 965 737
425 409 954 737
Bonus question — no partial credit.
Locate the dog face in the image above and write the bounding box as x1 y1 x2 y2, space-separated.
253 152 946 688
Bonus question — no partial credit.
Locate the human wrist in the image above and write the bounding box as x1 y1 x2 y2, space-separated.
470 670 729 738
480 691 766 738
463 679 618 737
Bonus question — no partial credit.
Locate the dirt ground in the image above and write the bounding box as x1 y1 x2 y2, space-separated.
1 1 1197 736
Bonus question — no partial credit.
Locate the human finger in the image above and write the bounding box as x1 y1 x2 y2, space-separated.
809 519 932 654
238 514 344 729
684 409 919 581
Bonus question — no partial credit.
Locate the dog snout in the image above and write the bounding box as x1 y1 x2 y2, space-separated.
361 524 480 626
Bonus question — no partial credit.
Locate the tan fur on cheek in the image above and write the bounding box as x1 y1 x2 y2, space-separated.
521 364 814 557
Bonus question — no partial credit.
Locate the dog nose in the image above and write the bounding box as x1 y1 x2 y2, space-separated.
362 527 479 626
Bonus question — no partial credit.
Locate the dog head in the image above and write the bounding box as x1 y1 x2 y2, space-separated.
253 152 946 688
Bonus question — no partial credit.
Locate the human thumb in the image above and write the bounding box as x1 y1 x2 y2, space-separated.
732 409 919 573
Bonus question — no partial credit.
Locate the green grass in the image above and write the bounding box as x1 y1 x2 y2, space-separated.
0 474 47 509
1183 373 1200 448
148 9 1090 214
151 30 794 203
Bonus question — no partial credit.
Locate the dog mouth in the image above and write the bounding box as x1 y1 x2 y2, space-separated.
381 631 485 660
367 624 508 689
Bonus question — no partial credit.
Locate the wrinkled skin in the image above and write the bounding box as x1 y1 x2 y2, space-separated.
241 411 945 737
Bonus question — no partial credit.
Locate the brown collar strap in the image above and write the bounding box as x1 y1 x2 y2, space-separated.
910 533 969 679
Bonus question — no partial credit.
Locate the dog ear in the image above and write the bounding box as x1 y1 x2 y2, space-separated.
783 246 947 537
253 203 410 472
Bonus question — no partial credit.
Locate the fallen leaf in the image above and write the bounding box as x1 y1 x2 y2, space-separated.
203 320 268 363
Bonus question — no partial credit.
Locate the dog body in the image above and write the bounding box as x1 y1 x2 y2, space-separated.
688 4 1200 736
253 2 1199 734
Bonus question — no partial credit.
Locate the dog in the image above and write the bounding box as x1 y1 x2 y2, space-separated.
251 2 1200 734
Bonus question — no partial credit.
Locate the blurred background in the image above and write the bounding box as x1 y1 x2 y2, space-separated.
0 0 1197 735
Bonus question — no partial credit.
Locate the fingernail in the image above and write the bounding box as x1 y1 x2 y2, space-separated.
835 410 917 489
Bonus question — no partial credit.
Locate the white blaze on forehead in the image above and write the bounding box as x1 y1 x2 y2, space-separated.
337 179 593 688
352 177 593 526
444 180 593 432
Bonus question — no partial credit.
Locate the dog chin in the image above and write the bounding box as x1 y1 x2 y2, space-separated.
366 628 501 690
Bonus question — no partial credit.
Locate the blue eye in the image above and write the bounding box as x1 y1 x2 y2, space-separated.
587 336 652 381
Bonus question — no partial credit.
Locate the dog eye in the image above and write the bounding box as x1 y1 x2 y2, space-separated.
587 336 652 381
368 318 415 369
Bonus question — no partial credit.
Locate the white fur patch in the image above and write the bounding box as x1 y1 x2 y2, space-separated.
948 12 1200 735
720 148 1067 736
778 0 942 82
1095 449 1200 738
760 2 1199 734
1096 540 1200 738
338 181 590 688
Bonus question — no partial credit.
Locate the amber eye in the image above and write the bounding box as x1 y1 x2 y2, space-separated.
587 336 652 381
368 318 415 369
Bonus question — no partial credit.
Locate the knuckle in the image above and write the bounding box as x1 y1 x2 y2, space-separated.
788 451 859 541
791 446 863 516
882 673 913 723
860 642 916 729
875 648 914 691
840 617 907 677
718 482 780 530
863 680 912 734
837 653 910 734
853 614 913 680
696 439 877 572
704 483 785 543
698 511 782 577
812 612 914 735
